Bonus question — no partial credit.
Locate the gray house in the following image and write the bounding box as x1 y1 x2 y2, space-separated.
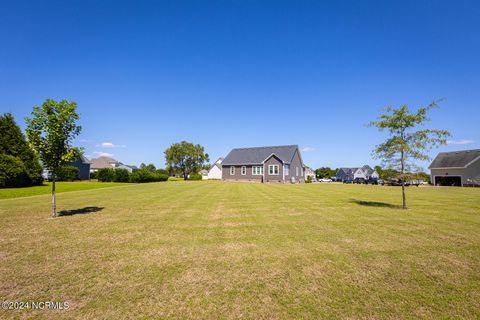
336 165 379 182
68 155 91 180
429 149 480 186
222 145 305 183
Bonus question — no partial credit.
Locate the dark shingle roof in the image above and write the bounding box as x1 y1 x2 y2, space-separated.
429 149 480 168
222 145 299 165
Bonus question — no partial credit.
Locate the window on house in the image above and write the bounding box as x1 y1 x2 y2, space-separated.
241 166 246 175
230 166 235 175
285 164 290 175
269 165 279 175
252 166 263 175
296 167 299 176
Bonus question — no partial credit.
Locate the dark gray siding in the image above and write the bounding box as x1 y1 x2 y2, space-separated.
264 156 283 183
68 159 91 180
289 149 304 183
222 165 263 182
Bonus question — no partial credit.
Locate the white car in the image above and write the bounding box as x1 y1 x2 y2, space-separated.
319 178 333 182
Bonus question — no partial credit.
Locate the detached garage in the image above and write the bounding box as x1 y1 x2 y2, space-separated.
429 149 480 187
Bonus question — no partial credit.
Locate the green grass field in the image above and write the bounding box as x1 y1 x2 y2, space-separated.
1 182 479 319
0 181 130 199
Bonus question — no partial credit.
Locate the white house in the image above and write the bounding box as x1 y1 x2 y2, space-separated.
206 158 223 180
304 167 316 182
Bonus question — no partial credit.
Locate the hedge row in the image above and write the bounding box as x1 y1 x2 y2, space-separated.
55 165 80 181
95 168 168 183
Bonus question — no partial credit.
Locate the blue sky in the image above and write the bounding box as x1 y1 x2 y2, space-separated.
1 0 479 170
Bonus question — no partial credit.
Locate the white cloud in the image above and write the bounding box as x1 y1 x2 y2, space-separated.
302 147 316 152
447 139 475 145
93 151 114 157
96 142 126 148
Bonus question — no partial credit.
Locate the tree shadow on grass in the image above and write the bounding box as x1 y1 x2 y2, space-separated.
58 206 104 217
350 199 402 209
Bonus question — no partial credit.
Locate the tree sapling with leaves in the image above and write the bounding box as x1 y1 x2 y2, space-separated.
369 100 450 209
26 99 81 218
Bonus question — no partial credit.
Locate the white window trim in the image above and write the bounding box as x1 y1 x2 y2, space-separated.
241 166 246 175
230 166 235 175
285 164 290 175
296 167 299 176
252 166 263 175
269 164 279 175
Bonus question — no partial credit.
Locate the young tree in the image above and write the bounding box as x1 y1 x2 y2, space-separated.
164 141 209 180
369 100 450 209
26 99 81 218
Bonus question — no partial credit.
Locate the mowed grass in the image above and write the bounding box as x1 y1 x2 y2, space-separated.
0 182 479 319
0 181 130 199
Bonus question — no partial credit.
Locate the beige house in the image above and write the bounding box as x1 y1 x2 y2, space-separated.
429 149 480 186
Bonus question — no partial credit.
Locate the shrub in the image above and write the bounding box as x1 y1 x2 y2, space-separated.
130 170 154 183
97 168 115 182
156 169 168 175
0 154 30 187
113 168 130 182
155 173 169 181
306 176 313 183
129 170 169 183
189 173 203 181
56 165 80 181
90 171 98 180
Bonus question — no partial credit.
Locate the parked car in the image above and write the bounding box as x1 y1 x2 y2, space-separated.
353 177 366 184
319 178 333 182
366 177 384 185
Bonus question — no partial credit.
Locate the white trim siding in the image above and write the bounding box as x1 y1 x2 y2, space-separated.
241 166 246 175
230 166 235 175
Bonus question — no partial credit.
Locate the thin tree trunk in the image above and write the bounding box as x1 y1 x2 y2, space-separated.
52 173 57 218
401 150 407 209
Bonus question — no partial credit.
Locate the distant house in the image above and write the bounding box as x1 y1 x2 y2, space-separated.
222 145 304 183
199 169 209 179
68 155 91 180
336 165 379 182
116 164 139 173
429 149 480 186
89 156 121 172
304 167 316 182
89 156 138 173
206 158 223 180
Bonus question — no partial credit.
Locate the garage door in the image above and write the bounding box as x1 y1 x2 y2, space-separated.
435 176 462 186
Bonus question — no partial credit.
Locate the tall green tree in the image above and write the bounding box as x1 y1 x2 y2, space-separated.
0 113 43 187
139 163 157 171
26 99 82 218
369 100 450 209
315 167 336 179
164 141 209 180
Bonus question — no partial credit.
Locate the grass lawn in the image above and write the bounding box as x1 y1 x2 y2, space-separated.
0 181 130 199
0 182 479 319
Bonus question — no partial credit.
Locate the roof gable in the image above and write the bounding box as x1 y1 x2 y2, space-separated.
222 145 300 165
429 149 480 169
90 156 120 169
